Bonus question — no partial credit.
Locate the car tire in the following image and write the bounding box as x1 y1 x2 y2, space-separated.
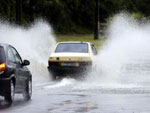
50 71 57 80
48 67 57 80
23 78 32 100
53 73 61 80
4 80 15 104
52 74 57 80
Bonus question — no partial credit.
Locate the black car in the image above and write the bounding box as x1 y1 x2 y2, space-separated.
0 43 32 104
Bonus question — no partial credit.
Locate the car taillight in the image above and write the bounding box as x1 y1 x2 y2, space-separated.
0 63 6 72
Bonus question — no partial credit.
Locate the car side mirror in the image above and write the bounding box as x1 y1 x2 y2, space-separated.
22 60 30 66
93 50 98 55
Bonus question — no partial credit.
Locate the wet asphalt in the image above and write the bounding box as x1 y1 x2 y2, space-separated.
0 77 150 113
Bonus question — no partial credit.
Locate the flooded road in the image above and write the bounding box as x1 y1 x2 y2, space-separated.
1 78 150 113
1 14 150 113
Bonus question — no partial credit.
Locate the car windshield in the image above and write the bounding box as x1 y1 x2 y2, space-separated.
55 43 88 53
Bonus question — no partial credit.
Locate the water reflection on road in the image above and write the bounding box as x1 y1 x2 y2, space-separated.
0 77 150 113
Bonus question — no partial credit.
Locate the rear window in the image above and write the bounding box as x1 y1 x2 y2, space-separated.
55 43 88 53
0 46 5 63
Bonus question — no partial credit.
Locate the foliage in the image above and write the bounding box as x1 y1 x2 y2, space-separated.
132 12 144 20
0 0 150 34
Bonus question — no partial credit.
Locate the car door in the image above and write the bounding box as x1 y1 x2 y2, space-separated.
7 46 19 86
11 47 29 91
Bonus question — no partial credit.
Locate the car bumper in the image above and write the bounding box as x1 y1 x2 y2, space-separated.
48 66 91 76
0 78 10 95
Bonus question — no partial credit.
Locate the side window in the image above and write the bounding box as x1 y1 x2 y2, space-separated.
91 44 97 55
11 48 22 64
8 48 16 62
0 46 6 62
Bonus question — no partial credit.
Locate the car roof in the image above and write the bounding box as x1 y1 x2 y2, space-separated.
0 43 11 47
57 41 91 45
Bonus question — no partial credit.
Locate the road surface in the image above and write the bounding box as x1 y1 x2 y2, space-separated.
0 77 150 113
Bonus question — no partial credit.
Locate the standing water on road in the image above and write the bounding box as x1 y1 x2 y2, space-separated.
1 14 150 113
42 14 150 113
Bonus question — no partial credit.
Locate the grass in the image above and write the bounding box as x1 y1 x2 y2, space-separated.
55 35 105 49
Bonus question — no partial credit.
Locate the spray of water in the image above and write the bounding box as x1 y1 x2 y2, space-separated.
46 13 150 89
1 13 150 90
86 13 150 88
0 20 56 82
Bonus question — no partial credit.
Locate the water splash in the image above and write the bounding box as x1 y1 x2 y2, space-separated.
0 20 56 82
87 13 150 87
42 13 150 91
44 78 77 89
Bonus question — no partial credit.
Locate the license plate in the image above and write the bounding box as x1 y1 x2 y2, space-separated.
63 62 78 66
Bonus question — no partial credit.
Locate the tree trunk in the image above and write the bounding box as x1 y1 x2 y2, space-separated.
16 0 22 25
94 0 99 40
29 0 35 22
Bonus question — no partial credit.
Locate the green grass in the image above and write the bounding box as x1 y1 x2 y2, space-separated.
55 35 105 49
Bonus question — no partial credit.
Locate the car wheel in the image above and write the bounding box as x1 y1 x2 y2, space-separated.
50 71 57 80
23 78 32 100
52 74 57 80
4 80 15 104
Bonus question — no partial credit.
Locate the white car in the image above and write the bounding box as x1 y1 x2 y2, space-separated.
47 42 97 79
